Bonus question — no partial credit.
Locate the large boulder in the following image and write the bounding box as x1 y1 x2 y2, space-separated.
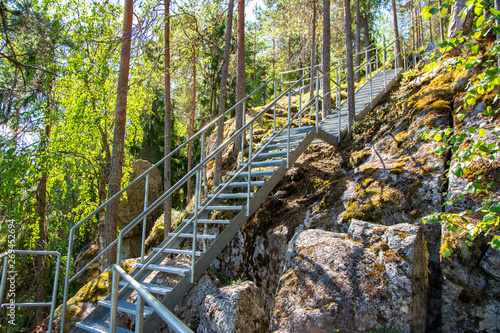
117 160 163 259
197 281 269 333
271 221 429 333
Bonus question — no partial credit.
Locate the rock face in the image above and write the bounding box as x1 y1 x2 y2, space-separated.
118 160 163 259
198 281 269 333
440 93 500 333
271 221 429 333
155 274 269 333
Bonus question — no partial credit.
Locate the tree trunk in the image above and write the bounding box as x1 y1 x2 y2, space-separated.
214 0 235 186
363 14 371 69
322 0 331 118
496 0 500 67
391 0 402 68
344 0 355 137
418 1 425 43
355 0 361 82
102 0 133 269
35 110 51 324
448 0 470 37
187 43 196 200
164 0 172 237
233 0 245 156
438 0 445 41
428 10 433 42
309 0 317 101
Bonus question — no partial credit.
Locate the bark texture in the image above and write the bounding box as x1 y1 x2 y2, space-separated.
102 0 133 268
214 0 235 185
321 0 331 118
233 0 245 156
164 0 172 237
343 0 355 137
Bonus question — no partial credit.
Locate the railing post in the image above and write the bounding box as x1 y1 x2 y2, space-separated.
299 89 302 127
337 67 341 142
110 236 123 333
135 296 144 333
191 170 200 284
201 131 207 201
376 47 379 73
383 36 387 92
403 39 406 71
48 253 61 333
141 172 149 263
0 257 8 307
273 80 277 132
287 92 291 168
60 231 74 333
367 48 372 108
247 123 253 217
241 102 246 165
315 67 319 134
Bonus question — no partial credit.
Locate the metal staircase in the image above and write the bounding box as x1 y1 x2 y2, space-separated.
58 37 414 333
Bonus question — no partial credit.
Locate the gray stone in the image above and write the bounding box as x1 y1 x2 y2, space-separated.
271 225 429 333
117 160 163 259
197 281 268 333
481 247 500 280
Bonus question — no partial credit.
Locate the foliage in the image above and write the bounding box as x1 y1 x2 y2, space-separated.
422 0 500 255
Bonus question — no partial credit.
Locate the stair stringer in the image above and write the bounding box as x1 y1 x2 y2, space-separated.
142 127 317 331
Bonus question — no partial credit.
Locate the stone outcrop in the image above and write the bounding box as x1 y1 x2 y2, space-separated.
439 85 500 333
271 221 429 333
118 159 163 259
155 273 268 333
197 281 269 333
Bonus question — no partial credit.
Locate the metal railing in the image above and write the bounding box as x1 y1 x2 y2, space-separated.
111 265 193 333
58 35 425 333
0 250 61 333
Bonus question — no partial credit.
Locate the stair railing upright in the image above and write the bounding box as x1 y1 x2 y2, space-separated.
109 65 322 332
0 250 61 333
110 265 193 333
59 75 289 332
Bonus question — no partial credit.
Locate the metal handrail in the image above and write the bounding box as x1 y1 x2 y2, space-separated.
111 265 193 333
0 250 61 333
59 65 314 332
61 30 423 333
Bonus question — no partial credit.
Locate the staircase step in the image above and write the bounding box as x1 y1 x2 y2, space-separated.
240 160 283 168
98 299 153 317
229 170 274 177
266 132 307 142
203 205 243 211
219 181 265 188
181 219 230 224
263 141 301 151
168 233 217 239
208 193 254 199
136 263 190 275
255 151 288 160
273 125 313 134
76 320 133 333
153 248 205 256
119 281 172 295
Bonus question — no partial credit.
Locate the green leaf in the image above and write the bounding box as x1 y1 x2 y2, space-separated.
478 128 486 137
457 113 465 121
440 7 447 17
444 248 454 258
476 15 485 27
469 127 477 134
434 133 443 142
483 214 496 223
471 45 479 54
490 8 500 15
474 31 482 39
